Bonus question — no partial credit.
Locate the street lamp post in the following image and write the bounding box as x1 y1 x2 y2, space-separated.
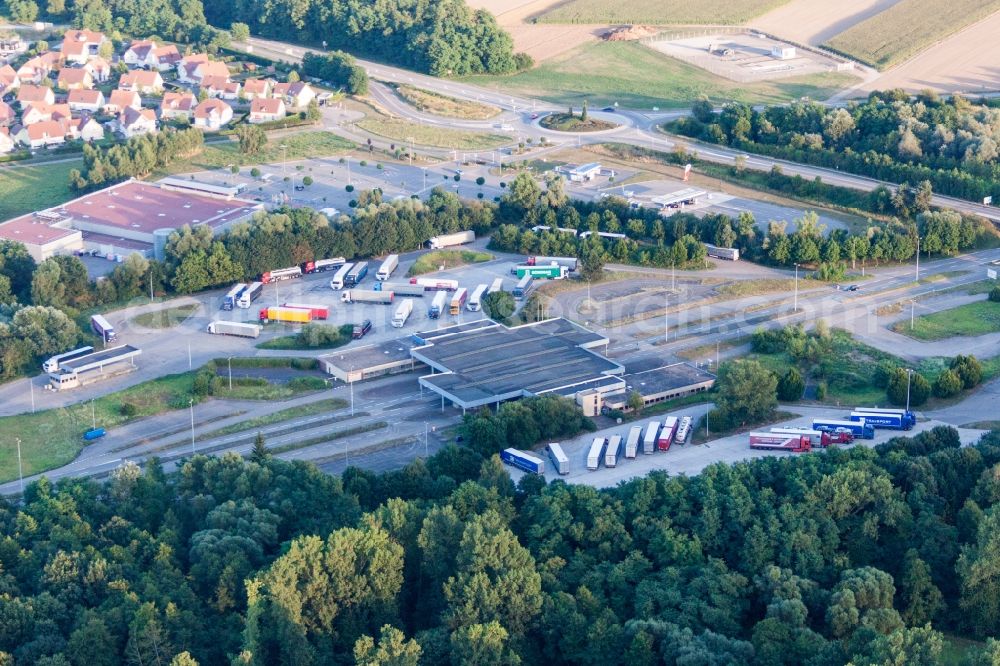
915 236 921 282
905 369 913 412
793 264 800 312
910 300 915 331
16 437 23 495
228 356 233 391
189 398 195 455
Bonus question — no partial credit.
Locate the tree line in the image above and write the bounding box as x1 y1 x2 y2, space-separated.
301 51 369 96
69 130 205 192
2 403 1000 663
203 0 531 77
671 91 1000 203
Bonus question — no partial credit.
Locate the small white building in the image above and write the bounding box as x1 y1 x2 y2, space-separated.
771 45 796 60
566 162 602 182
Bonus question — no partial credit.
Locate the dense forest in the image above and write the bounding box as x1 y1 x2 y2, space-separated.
670 91 1000 203
1 422 1000 664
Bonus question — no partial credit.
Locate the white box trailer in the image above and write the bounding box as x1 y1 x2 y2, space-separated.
547 442 569 475
376 254 399 280
426 230 475 249
392 299 414 327
625 426 642 459
587 437 606 471
342 289 394 304
330 263 354 290
643 421 660 454
207 321 262 338
468 283 488 311
604 434 623 468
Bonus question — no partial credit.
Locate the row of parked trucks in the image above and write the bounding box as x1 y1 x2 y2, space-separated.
748 407 917 453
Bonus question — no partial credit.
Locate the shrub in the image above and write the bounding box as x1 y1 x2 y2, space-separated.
990 286 1000 302
951 354 983 389
250 167 261 177
933 369 963 398
777 368 805 402
302 176 313 186
359 160 367 167
476 176 485 186
119 402 138 417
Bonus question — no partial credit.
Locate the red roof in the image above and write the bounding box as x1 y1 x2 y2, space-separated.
0 214 79 245
161 92 196 111
251 98 284 114
120 70 161 88
57 68 91 85
26 120 66 140
107 89 141 109
193 98 231 119
17 85 52 103
67 89 103 105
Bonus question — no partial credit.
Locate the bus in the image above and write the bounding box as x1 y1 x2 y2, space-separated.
604 434 623 468
625 426 642 459
500 448 545 474
513 275 533 300
467 284 488 311
329 263 354 290
43 346 95 373
449 287 468 315
547 442 569 475
488 278 503 294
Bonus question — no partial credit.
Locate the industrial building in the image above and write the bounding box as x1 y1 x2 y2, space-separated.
564 162 603 182
411 318 624 412
600 363 716 412
320 339 423 383
0 178 262 261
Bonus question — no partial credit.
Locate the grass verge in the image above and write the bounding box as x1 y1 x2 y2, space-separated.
157 131 353 176
891 300 1000 341
540 0 789 24
270 421 388 455
824 0 1000 70
964 421 1000 430
394 85 500 120
257 324 354 350
462 41 857 109
0 160 82 219
675 337 749 362
408 249 493 276
213 376 328 401
131 304 199 329
540 113 617 132
356 116 510 150
690 410 799 445
715 279 797 298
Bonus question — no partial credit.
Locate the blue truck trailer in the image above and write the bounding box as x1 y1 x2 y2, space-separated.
500 448 545 474
851 407 915 430
812 418 875 440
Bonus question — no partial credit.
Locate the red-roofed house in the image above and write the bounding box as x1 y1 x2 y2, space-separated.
67 89 105 113
84 57 111 83
241 78 272 100
57 67 93 90
0 65 19 94
16 120 67 149
123 40 156 67
192 99 233 131
119 70 164 94
176 53 209 83
0 102 14 127
116 107 157 138
0 127 15 154
178 56 229 84
65 115 104 142
272 81 315 109
17 85 55 107
104 89 142 114
61 29 106 65
152 45 181 71
17 55 57 83
200 75 241 100
249 97 286 123
159 92 196 120
21 103 71 125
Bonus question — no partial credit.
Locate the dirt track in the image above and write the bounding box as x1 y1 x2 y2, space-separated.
467 0 605 61
752 0 901 45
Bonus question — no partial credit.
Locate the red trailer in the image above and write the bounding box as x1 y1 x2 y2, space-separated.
658 416 678 451
283 302 329 320
749 432 811 453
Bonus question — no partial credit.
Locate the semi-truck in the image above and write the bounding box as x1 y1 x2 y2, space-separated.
409 277 458 292
642 421 659 455
259 306 313 324
547 442 570 475
513 275 533 300
376 254 399 281
429 291 447 318
283 303 329 320
468 284 488 311
222 283 246 310
749 432 811 453
851 407 916 430
512 265 568 280
330 263 354 289
625 426 642 459
91 314 117 343
43 346 95 373
587 437 606 471
770 427 831 448
342 289 394 304
207 321 262 338
392 299 414 327
261 265 302 283
704 244 740 261
237 282 263 308
426 230 475 249
812 418 874 440
345 262 369 287
48 345 141 391
605 434 623 468
676 416 693 444
500 448 545 474
302 257 346 274
488 278 503 294
658 416 678 451
449 288 468 315
376 282 425 296
527 256 578 272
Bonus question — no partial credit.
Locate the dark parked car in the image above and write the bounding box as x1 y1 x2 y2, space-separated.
352 319 372 339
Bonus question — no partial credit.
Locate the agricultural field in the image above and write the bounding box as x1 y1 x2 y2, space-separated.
539 0 791 24
752 0 901 46
395 85 500 119
891 300 1000 341
0 160 82 220
824 0 1000 70
355 117 511 150
466 0 601 61
463 41 856 109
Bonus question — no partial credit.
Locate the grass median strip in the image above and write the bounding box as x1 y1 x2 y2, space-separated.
891 300 1000 341
195 398 350 441
394 85 500 120
355 117 510 150
408 249 493 276
269 421 389 455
